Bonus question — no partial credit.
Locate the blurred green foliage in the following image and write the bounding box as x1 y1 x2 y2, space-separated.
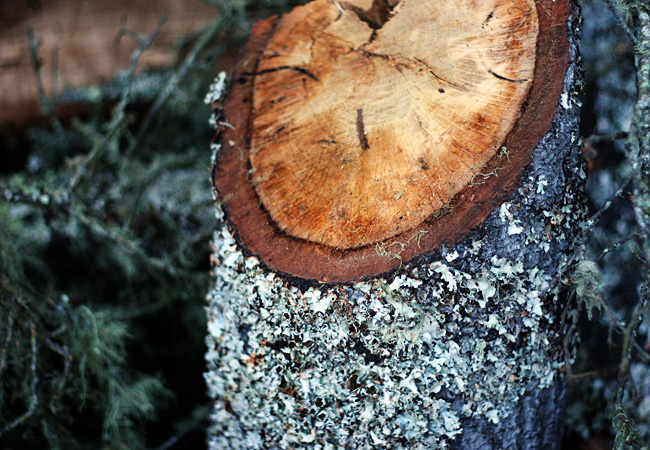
0 0 305 448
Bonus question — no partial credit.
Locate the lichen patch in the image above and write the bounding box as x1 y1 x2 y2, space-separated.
205 217 573 449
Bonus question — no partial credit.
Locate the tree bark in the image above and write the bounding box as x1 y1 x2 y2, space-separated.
205 0 582 448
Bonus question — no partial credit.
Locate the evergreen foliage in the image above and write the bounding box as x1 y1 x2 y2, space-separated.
0 0 305 448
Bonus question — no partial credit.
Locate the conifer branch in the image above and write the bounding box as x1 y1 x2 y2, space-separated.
0 323 38 438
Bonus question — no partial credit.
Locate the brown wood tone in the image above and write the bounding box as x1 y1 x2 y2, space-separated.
213 0 571 282
0 0 218 130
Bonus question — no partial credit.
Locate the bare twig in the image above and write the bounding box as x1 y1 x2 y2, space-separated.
605 0 641 48
44 338 73 414
51 46 60 101
26 28 53 116
118 14 169 71
585 171 634 237
26 28 65 135
0 313 16 377
131 17 223 149
69 14 168 189
597 233 639 262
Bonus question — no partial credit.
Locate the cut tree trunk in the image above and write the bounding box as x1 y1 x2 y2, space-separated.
205 0 582 448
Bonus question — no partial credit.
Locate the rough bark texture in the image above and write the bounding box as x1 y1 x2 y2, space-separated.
205 1 583 448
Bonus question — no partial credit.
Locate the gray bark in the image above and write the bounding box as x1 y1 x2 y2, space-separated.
204 4 582 449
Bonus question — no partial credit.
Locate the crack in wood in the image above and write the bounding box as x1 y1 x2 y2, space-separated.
242 65 319 82
488 69 528 83
414 57 465 89
356 108 369 150
355 49 466 90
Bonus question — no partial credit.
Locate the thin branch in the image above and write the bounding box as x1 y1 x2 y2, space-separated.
585 171 634 236
612 288 650 450
605 0 641 48
597 233 639 262
119 14 169 71
51 46 60 101
26 27 65 135
26 28 52 116
617 289 648 387
0 313 15 377
69 14 168 190
130 17 223 150
583 132 629 144
0 323 39 438
545 168 633 296
44 338 73 414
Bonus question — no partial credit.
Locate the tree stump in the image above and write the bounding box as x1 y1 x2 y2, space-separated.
205 0 582 448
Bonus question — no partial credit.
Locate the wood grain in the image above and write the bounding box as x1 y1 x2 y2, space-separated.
213 0 571 282
249 0 538 249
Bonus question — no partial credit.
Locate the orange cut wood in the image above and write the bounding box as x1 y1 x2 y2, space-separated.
213 0 571 282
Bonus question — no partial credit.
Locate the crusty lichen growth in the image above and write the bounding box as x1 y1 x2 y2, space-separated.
205 221 572 449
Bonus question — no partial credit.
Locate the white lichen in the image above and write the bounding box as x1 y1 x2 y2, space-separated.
204 71 227 105
205 215 573 449
507 221 525 235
